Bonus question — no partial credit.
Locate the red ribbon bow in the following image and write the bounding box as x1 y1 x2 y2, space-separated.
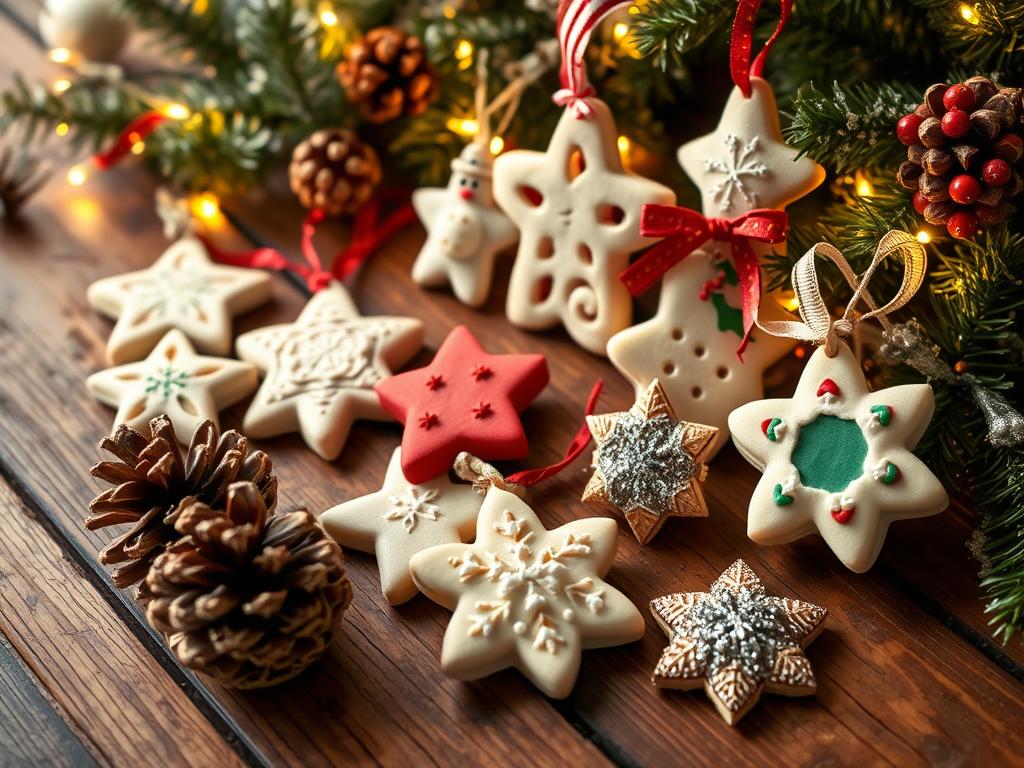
619 204 788 359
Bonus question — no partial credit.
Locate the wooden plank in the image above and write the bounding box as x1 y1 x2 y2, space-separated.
0 633 98 768
0 474 244 767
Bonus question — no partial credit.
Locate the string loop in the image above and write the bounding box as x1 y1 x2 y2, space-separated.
729 0 793 97
555 0 631 117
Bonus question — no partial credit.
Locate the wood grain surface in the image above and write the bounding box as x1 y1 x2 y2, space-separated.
1 2 1023 766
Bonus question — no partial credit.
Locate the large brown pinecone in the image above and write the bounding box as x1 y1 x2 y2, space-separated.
87 416 277 592
337 26 438 123
145 482 352 689
289 128 382 216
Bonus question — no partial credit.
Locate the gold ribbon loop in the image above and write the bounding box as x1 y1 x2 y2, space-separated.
757 230 927 357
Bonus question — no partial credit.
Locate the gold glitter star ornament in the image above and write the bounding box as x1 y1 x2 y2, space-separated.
651 559 827 725
582 379 718 544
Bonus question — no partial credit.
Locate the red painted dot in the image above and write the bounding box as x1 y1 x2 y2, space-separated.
471 364 493 381
472 402 493 419
426 374 445 390
760 418 772 435
831 506 855 524
418 413 439 430
816 378 841 398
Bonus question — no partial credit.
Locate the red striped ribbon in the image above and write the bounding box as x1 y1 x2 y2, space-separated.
553 0 630 117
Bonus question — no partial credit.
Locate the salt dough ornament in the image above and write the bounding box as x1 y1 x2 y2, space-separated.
237 281 424 461
86 329 257 440
411 140 518 307
493 104 673 353
729 342 948 571
321 447 484 605
409 484 644 698
651 559 827 725
608 77 824 455
375 324 549 484
582 379 717 544
87 236 273 364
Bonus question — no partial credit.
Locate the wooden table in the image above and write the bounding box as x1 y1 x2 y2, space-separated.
2 4 1023 766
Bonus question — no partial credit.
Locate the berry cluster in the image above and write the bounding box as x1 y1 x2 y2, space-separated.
896 77 1022 239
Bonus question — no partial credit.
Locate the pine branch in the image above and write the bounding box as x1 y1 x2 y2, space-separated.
976 446 1024 644
907 0 1024 78
117 0 241 77
630 0 734 70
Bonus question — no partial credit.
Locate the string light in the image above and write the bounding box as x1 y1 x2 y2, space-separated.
131 141 146 155
617 135 631 155
318 2 339 26
52 79 71 94
489 136 504 155
613 23 629 43
67 164 89 187
854 170 874 197
162 102 192 121
442 4 456 19
916 230 931 244
446 117 479 137
454 39 474 69
782 293 800 312
55 122 69 137
190 193 222 222
959 3 980 24
48 48 72 64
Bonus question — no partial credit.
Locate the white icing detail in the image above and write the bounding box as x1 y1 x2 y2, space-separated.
871 459 891 481
704 134 767 213
829 494 856 513
513 621 527 635
384 487 441 532
780 471 799 495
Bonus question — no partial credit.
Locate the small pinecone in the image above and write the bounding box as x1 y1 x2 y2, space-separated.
87 416 277 593
289 128 382 216
337 26 438 123
896 77 1023 239
145 482 352 689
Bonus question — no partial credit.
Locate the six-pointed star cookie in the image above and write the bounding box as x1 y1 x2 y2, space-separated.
409 485 644 698
87 236 273 364
237 281 424 461
582 379 718 544
374 324 548 484
728 343 949 572
321 447 484 605
86 329 258 440
492 98 674 355
651 559 827 725
412 143 518 307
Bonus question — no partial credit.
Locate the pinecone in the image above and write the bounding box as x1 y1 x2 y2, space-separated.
896 77 1023 239
337 26 438 123
289 128 382 216
87 416 277 592
145 482 352 689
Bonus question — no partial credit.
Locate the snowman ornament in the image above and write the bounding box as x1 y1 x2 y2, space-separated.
411 143 517 307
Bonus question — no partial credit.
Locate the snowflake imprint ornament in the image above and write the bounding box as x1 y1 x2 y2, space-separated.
409 486 644 698
607 78 824 454
321 447 483 605
729 343 949 572
651 559 827 725
87 236 273 364
412 143 518 307
492 98 674 355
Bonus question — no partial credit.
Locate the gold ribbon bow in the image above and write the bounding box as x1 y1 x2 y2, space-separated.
757 230 927 356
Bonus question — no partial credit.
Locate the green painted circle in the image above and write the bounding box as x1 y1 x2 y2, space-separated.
791 415 867 493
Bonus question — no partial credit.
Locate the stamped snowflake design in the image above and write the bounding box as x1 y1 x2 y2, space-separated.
704 134 767 213
409 486 644 698
143 366 190 400
651 559 827 725
728 343 948 572
385 488 441 533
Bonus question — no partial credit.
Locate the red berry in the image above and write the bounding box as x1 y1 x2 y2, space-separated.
896 114 924 145
943 84 975 112
947 210 979 239
941 109 971 138
993 133 1023 163
912 191 929 215
948 174 981 204
982 158 1012 186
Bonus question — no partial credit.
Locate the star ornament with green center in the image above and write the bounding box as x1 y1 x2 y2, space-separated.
728 343 948 572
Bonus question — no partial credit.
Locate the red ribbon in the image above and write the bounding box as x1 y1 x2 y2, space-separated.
92 110 167 170
729 0 793 97
506 380 603 486
554 0 630 117
201 188 417 293
620 204 787 359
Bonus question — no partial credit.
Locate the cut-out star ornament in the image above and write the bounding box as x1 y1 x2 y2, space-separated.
728 343 949 572
321 447 484 605
412 143 518 307
237 282 424 461
86 329 258 440
651 559 827 725
582 379 717 544
375 324 548 484
492 98 674 355
87 236 273 364
409 485 644 698
608 78 825 454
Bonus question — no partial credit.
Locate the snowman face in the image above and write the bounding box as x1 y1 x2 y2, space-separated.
448 170 494 206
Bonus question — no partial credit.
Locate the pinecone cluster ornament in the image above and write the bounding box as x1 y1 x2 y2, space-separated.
289 128 382 216
87 416 277 591
896 77 1023 238
337 27 438 124
145 482 352 689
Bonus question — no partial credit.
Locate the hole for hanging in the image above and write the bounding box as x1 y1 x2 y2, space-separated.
662 361 676 376
596 203 625 225
537 237 554 260
566 146 586 181
716 366 730 380
177 394 199 415
164 345 178 361
671 327 684 341
694 344 707 358
518 185 544 207
577 243 593 265
691 386 703 399
532 276 553 303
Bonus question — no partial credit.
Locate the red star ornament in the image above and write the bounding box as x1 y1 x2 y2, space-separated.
375 325 549 483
